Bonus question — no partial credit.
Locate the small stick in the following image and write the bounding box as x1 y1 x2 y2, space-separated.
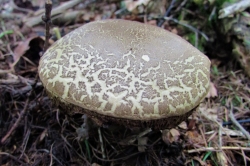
49 143 55 166
187 146 250 153
1 75 39 144
0 152 26 165
42 0 53 53
1 97 30 144
25 0 95 27
164 17 209 41
98 127 106 159
36 149 63 165
0 2 51 143
228 104 250 140
157 0 176 27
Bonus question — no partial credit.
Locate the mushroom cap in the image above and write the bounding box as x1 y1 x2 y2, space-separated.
38 19 210 122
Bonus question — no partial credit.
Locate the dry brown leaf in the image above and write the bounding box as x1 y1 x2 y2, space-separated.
187 119 197 130
162 128 180 144
13 37 33 62
12 36 43 67
170 128 180 142
186 130 204 145
178 121 187 129
12 36 46 71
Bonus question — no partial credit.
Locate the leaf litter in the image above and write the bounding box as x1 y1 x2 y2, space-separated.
0 0 250 165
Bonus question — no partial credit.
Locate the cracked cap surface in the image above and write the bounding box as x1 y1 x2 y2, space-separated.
38 19 210 121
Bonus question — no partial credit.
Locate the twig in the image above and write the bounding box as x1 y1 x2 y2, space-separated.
217 126 229 166
49 143 54 166
240 149 247 166
42 0 53 52
0 69 13 74
119 128 152 145
228 105 250 140
1 74 39 144
235 150 250 164
164 17 209 41
91 146 143 162
157 0 176 27
195 31 198 48
192 156 207 166
9 0 33 14
198 125 207 148
219 0 250 19
223 118 250 126
19 129 30 159
199 108 243 139
0 152 26 165
187 146 250 153
24 0 96 27
1 97 30 144
60 134 91 165
98 127 106 159
37 149 63 165
0 77 41 86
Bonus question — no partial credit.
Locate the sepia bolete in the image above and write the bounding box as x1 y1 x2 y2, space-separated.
38 19 210 129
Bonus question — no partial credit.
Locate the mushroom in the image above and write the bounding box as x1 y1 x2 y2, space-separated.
38 19 210 129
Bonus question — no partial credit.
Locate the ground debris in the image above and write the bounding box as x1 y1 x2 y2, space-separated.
1 0 250 165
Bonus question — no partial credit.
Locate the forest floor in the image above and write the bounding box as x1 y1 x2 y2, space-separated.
0 0 250 165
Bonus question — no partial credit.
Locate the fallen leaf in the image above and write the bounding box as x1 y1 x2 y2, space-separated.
178 121 187 129
12 36 44 68
186 130 204 145
170 129 180 142
13 37 32 62
187 119 197 130
162 128 180 144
